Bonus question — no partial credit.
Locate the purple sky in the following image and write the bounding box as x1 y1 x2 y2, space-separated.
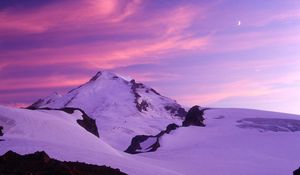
1 0 300 114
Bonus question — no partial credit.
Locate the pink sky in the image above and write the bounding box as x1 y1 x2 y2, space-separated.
1 0 300 114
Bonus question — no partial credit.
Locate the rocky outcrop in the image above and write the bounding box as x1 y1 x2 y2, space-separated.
125 123 179 154
129 79 187 117
125 106 209 154
182 106 206 127
0 126 3 141
89 71 102 81
130 79 149 112
125 135 157 154
0 126 3 136
0 151 127 175
60 107 100 137
27 99 44 110
27 92 62 109
26 107 99 138
164 105 187 118
294 167 300 175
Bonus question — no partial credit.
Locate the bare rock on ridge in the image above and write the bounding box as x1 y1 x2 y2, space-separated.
182 105 206 127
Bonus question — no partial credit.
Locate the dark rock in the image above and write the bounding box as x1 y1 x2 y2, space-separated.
113 76 119 79
0 150 127 175
139 100 149 111
26 107 99 138
130 79 145 89
27 92 61 109
61 108 99 137
67 85 83 94
150 88 161 96
126 105 209 154
60 107 100 138
130 80 149 112
89 71 102 81
0 126 3 136
164 105 187 118
0 126 3 141
125 135 160 154
165 123 180 134
64 95 77 106
182 106 206 127
177 107 188 117
125 135 154 154
125 123 179 154
27 99 44 110
294 167 300 175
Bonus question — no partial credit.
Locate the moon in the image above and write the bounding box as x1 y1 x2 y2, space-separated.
237 20 241 26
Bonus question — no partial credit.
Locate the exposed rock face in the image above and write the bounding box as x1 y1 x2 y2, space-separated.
0 126 3 136
125 135 157 154
125 106 208 154
182 106 206 127
89 71 102 81
164 105 187 118
27 99 44 109
0 151 127 175
129 79 187 117
125 123 179 154
27 107 99 138
294 167 300 175
0 126 3 141
61 107 100 137
130 79 149 112
27 92 62 109
165 123 180 134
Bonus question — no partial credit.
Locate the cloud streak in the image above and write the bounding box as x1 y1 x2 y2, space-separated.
1 0 300 114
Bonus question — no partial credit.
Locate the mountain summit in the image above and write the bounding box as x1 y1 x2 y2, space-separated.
28 71 187 149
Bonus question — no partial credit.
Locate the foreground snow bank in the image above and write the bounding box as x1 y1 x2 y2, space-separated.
140 108 300 175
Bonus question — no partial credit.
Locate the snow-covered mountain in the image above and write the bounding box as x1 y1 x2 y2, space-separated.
28 71 186 150
1 71 300 175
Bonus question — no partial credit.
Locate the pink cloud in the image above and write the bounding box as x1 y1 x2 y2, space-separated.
0 2 211 103
174 79 277 106
0 75 89 91
0 0 141 35
0 3 210 70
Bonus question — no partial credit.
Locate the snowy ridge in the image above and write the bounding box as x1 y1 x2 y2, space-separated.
28 92 62 108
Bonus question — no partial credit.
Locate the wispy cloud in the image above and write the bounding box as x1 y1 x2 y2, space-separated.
1 0 300 114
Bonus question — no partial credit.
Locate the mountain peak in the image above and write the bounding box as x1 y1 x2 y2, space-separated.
89 71 119 82
28 71 187 149
88 71 134 85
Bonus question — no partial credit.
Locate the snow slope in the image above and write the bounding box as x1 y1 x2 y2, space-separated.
0 105 118 155
29 71 186 150
0 105 183 175
1 103 300 174
139 108 300 175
